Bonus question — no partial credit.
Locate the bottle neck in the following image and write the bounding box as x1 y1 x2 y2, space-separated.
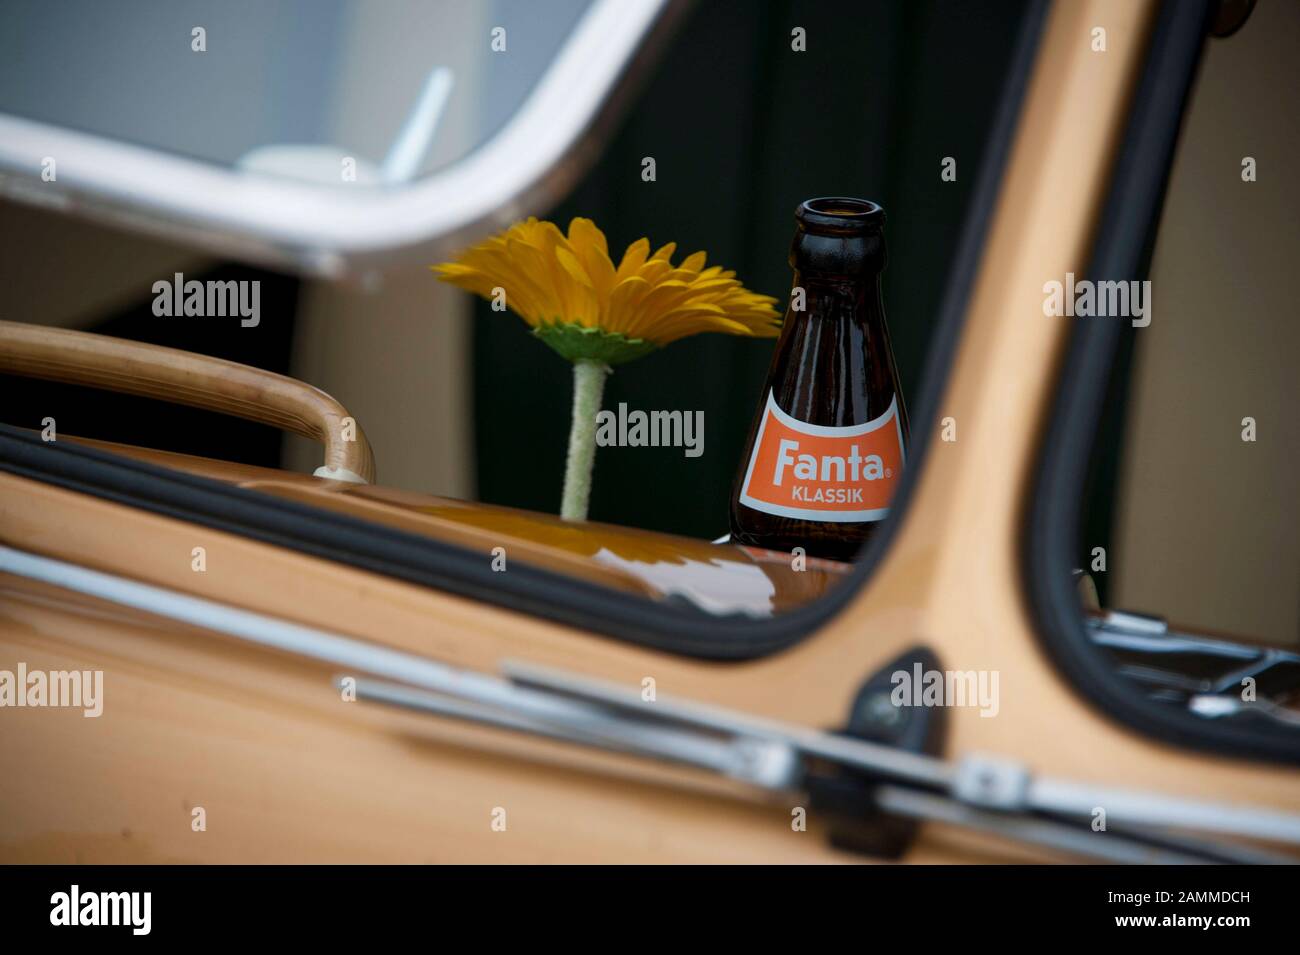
790 225 886 278
789 269 885 327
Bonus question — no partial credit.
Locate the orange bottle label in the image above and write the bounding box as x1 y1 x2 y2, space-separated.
738 390 905 522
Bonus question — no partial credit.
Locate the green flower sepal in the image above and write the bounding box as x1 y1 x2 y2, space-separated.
533 321 659 367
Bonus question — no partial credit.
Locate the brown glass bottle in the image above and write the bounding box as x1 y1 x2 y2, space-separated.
729 198 908 562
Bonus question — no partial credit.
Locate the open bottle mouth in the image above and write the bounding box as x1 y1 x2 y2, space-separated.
796 197 885 235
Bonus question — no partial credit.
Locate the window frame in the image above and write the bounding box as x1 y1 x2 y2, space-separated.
0 1 1049 661
1022 0 1299 766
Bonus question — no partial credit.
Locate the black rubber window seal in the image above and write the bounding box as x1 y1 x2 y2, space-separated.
0 1 1049 662
1022 0 1300 765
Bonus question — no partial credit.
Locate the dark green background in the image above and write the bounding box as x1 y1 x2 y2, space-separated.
473 0 1032 538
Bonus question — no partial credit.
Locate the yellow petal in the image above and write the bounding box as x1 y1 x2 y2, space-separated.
567 217 609 258
555 246 593 288
650 241 677 263
679 250 707 273
567 218 617 302
616 238 651 280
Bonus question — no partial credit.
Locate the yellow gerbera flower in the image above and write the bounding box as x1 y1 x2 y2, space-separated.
432 216 781 522
433 216 780 364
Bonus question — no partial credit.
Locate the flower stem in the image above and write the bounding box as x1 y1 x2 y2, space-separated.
560 358 609 521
